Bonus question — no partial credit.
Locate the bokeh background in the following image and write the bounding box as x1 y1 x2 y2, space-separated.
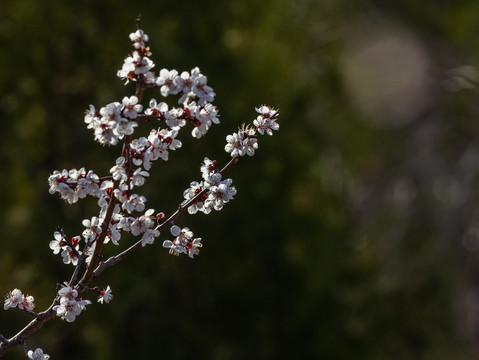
1 0 479 359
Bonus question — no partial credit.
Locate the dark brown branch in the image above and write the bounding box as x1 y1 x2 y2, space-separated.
0 299 58 357
76 65 148 295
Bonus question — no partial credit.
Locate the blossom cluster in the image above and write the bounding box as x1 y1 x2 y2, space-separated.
162 225 203 258
117 29 216 105
27 348 50 360
225 106 279 158
183 157 237 215
52 284 91 323
115 208 160 247
90 27 219 148
49 232 82 266
46 27 228 269
4 288 34 311
84 99 141 146
48 168 100 204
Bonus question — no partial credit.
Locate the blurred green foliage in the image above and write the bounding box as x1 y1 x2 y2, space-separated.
1 0 479 359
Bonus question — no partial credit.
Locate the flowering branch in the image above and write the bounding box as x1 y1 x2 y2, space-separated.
1 18 278 359
92 155 239 277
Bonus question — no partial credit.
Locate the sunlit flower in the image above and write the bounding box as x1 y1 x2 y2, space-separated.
49 231 66 255
182 181 207 214
200 157 221 187
192 71 215 105
141 228 160 247
54 284 91 322
163 226 202 258
129 29 149 47
4 289 23 310
156 68 180 96
131 209 155 236
82 217 103 244
27 348 50 360
122 95 143 119
204 178 237 211
61 236 81 266
253 106 279 135
225 127 257 157
130 168 149 188
98 286 113 304
110 157 128 182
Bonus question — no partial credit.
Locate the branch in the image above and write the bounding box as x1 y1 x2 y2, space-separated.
92 156 239 277
0 18 279 357
75 181 120 294
0 299 58 357
77 75 147 295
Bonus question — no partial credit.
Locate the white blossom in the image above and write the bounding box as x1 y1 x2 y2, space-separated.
61 236 81 266
54 297 90 322
27 348 50 360
192 72 216 105
183 181 207 214
94 119 119 145
76 170 100 198
49 231 65 255
4 288 35 312
84 105 98 128
117 56 136 83
48 168 100 204
110 157 128 182
18 295 35 311
145 98 169 120
84 241 95 265
82 216 103 243
156 68 180 96
106 222 121 245
170 225 182 237
254 106 280 135
129 29 149 49
200 157 221 187
119 191 146 214
163 226 202 258
190 102 219 139
204 178 237 211
146 128 182 162
48 170 78 204
122 96 143 119
167 106 187 129
117 216 134 232
4 289 24 310
53 284 91 322
130 168 149 188
117 51 155 84
100 102 122 123
114 117 138 138
98 286 113 304
130 209 155 236
187 238 203 258
141 228 160 247
175 70 194 98
225 127 258 157
130 137 150 167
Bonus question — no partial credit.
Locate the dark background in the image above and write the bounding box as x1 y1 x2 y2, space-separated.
1 0 479 359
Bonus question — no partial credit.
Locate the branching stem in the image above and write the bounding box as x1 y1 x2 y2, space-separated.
92 155 239 278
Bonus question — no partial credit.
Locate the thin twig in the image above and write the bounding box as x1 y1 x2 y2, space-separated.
21 340 28 357
75 182 120 294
